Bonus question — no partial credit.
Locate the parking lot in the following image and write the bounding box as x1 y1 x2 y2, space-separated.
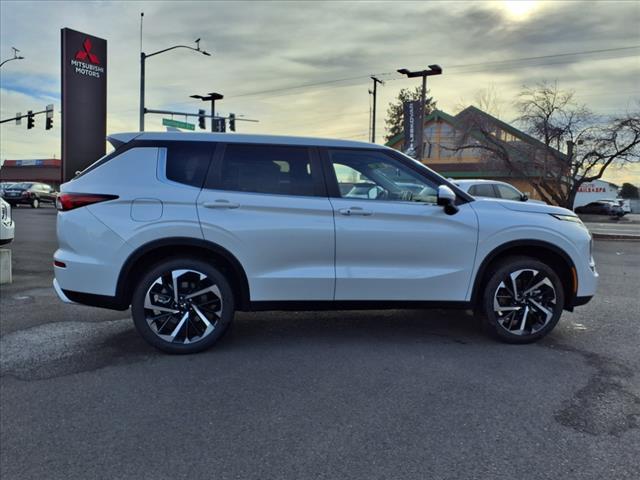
1 206 639 479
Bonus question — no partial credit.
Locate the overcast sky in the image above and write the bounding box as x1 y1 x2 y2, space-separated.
1 0 639 183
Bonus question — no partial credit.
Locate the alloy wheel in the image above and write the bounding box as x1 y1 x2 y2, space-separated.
144 269 223 344
492 268 557 336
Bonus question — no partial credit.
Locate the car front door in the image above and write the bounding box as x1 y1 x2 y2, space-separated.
324 148 478 302
197 143 335 302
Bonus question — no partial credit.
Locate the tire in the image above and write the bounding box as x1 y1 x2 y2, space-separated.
31 198 40 209
131 257 235 354
481 256 564 344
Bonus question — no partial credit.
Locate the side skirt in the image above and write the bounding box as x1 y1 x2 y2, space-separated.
246 300 472 312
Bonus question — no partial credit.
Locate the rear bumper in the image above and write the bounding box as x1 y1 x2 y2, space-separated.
53 278 75 304
53 278 128 310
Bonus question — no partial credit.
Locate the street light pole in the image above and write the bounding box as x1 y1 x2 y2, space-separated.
191 92 223 131
397 65 442 160
370 76 384 143
0 47 24 68
139 40 211 131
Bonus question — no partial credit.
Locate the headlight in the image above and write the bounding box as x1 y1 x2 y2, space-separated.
550 213 583 224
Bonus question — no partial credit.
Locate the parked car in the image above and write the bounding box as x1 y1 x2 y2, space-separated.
345 182 384 199
454 179 546 204
575 201 624 217
0 182 15 198
53 132 598 353
346 182 433 201
0 198 15 245
2 182 58 208
597 198 631 214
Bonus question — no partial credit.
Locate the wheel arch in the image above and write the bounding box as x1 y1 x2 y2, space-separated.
471 240 577 311
116 237 251 310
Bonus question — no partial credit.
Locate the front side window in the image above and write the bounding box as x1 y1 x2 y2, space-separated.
468 184 497 198
496 184 522 201
218 144 317 196
329 149 438 203
165 142 213 187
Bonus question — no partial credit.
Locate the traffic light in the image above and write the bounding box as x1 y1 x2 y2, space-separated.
27 110 34 129
213 118 225 132
198 109 206 130
45 104 54 130
229 113 236 132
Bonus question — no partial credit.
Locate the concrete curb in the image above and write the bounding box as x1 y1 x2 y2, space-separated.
592 233 640 241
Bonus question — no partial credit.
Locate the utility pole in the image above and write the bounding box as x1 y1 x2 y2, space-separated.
191 92 223 132
370 76 384 143
397 65 442 160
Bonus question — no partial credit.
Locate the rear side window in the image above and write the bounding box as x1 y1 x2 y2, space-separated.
469 184 496 198
165 142 213 187
217 144 318 196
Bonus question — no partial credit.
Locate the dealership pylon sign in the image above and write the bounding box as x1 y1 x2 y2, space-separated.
61 28 107 182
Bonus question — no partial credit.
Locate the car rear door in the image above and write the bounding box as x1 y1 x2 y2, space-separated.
197 143 335 302
323 148 479 302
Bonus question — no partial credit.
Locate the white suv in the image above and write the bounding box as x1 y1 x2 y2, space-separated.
53 132 598 353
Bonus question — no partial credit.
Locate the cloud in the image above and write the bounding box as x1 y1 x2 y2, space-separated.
1 0 638 185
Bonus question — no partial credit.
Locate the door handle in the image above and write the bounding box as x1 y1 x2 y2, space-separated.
338 207 373 216
203 200 240 209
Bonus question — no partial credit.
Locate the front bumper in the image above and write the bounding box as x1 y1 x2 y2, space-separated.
572 295 594 307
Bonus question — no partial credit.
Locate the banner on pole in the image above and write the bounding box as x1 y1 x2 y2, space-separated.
402 100 423 159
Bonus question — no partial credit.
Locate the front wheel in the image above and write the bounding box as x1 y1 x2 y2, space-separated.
482 256 564 343
131 258 235 354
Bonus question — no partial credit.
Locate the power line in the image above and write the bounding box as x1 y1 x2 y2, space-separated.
219 45 640 100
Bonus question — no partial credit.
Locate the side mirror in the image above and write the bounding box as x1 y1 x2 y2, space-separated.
437 185 459 215
520 193 529 202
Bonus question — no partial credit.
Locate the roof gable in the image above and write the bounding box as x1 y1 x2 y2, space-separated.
454 106 567 159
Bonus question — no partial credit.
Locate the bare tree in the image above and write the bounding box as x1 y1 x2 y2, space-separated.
455 84 503 118
452 82 640 208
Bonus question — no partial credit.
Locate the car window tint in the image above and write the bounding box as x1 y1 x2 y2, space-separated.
165 142 213 187
496 184 521 201
219 144 316 196
469 184 496 198
328 149 438 203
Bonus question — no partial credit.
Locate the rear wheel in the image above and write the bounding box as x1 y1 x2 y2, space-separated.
131 258 235 354
31 198 40 209
482 256 564 343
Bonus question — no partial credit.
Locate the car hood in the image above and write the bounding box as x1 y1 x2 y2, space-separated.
472 198 575 216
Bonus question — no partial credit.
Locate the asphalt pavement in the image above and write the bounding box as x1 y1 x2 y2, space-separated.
1 206 639 480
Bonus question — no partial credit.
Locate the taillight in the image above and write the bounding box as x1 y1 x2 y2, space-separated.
56 193 118 211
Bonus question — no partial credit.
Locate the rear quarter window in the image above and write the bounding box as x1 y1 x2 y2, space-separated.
165 142 214 188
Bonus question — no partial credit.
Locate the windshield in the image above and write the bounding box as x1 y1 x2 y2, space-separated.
10 183 33 189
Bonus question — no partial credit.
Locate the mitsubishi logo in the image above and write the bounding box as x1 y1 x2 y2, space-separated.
75 38 100 65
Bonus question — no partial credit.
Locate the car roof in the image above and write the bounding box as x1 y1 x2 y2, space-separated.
108 131 384 149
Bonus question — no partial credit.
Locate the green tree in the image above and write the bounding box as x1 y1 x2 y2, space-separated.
620 182 639 198
384 86 436 143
